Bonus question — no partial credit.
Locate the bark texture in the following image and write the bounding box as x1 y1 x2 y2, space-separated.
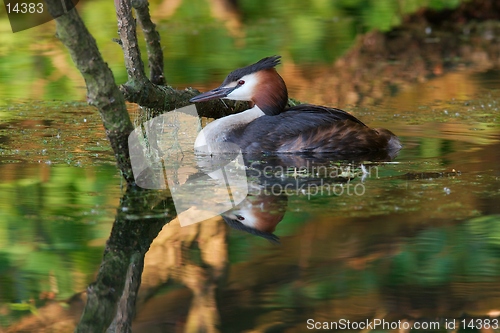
46 0 135 184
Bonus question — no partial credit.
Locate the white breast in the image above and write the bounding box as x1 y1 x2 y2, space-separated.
194 105 264 153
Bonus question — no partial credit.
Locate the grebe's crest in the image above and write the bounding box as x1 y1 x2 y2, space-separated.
222 55 281 86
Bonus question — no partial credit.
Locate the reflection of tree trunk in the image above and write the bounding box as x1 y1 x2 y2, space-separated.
182 265 220 333
137 215 228 332
106 253 144 333
74 188 174 333
183 216 227 333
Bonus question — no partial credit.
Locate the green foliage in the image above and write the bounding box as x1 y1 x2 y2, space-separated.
429 0 463 10
385 220 500 289
0 164 117 319
467 215 500 248
0 0 466 101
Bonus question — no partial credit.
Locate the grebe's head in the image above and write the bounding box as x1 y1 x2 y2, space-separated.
190 55 288 115
221 192 287 244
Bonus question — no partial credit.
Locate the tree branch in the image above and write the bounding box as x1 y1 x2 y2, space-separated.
116 0 147 84
46 0 135 184
115 0 250 118
132 0 166 85
122 83 251 119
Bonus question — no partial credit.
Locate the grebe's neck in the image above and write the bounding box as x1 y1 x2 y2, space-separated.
194 105 265 150
251 69 288 116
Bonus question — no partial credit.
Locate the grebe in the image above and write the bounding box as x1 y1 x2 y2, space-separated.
190 56 401 155
222 192 287 244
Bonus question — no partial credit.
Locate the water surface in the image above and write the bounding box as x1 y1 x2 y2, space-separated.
1 1 500 331
1 69 499 331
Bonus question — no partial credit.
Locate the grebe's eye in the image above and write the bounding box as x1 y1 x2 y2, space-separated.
235 214 245 221
238 80 245 85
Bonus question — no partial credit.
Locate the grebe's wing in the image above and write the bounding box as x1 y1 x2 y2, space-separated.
238 105 400 154
284 104 367 127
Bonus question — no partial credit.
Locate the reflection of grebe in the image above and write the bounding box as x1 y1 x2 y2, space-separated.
190 56 401 155
222 192 288 244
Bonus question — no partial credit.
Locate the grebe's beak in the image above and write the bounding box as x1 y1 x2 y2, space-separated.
190 86 236 103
